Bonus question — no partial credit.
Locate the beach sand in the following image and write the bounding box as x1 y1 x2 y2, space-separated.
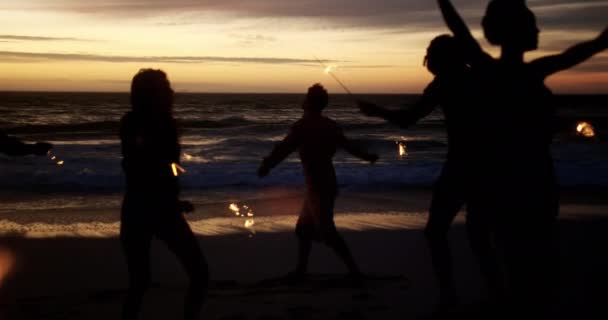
0 187 607 319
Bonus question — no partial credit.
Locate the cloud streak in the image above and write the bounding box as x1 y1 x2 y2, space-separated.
0 50 339 65
10 0 606 32
0 35 87 41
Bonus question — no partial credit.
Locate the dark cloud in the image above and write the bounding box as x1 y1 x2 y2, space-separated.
0 50 339 65
13 0 605 32
0 35 87 41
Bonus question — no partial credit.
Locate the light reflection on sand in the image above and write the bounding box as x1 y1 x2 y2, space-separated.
0 247 15 288
0 213 428 238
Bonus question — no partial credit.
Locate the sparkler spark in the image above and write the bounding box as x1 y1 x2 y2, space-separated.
171 163 186 177
396 138 408 158
229 203 240 216
576 121 595 138
228 203 256 235
314 56 353 95
47 150 65 166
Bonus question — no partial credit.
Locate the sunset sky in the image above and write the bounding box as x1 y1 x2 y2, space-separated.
0 0 606 93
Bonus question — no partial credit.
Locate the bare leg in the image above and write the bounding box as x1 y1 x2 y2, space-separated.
120 213 152 320
319 195 361 276
466 203 505 303
325 231 361 276
424 164 464 307
295 231 312 275
158 214 209 320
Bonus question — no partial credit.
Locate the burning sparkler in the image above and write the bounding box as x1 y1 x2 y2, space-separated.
396 137 408 158
314 56 353 96
576 121 595 138
47 150 65 166
171 163 186 177
228 202 256 235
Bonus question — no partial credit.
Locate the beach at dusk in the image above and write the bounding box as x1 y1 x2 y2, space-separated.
1 0 607 319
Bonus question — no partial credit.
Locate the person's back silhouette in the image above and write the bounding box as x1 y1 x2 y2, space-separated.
258 84 378 280
437 0 607 315
120 69 208 320
359 35 499 309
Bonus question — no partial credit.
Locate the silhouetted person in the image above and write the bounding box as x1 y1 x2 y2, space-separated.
359 35 500 309
120 69 208 320
258 84 378 280
437 0 607 315
0 130 52 156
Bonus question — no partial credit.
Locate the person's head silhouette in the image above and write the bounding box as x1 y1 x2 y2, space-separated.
130 69 174 114
482 0 539 51
303 83 329 113
424 34 465 76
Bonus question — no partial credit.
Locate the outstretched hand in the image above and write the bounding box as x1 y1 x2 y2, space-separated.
33 142 53 156
257 163 270 178
178 200 195 214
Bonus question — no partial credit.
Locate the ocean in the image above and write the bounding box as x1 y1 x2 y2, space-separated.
0 92 607 236
1 92 607 191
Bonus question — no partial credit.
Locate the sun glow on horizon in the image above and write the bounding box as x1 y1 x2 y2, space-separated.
0 1 605 93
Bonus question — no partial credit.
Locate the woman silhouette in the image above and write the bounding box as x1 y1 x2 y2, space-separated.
436 0 606 315
120 69 208 320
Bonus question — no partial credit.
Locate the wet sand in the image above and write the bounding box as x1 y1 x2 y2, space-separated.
0 187 607 319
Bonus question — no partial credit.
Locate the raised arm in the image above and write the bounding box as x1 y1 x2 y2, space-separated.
531 27 608 78
437 0 489 64
258 125 301 177
358 83 440 128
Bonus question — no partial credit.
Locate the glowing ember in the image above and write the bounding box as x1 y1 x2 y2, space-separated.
48 151 65 166
324 65 336 74
183 153 193 161
229 203 240 216
576 121 595 138
171 163 186 177
228 203 256 235
396 140 408 157
0 248 15 288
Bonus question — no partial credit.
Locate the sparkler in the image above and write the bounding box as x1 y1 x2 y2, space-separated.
47 150 65 166
228 202 256 235
576 121 595 138
396 137 408 158
171 163 186 177
314 56 353 96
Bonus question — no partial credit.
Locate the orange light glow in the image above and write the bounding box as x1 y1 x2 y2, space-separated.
171 163 186 176
576 121 595 138
396 140 408 157
0 248 15 288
